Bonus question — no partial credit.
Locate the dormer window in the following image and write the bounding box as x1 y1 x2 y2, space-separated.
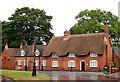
35 49 40 56
69 53 75 58
52 53 58 58
21 50 25 56
90 52 97 57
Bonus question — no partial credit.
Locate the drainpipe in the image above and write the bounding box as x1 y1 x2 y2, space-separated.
107 65 109 73
39 56 40 71
71 66 72 71
111 65 112 74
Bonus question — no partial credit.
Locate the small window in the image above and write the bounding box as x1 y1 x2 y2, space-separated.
69 53 75 58
52 53 58 58
18 60 22 66
52 61 58 67
90 52 97 57
90 60 98 67
21 50 26 56
35 50 40 56
42 60 46 66
35 61 38 66
24 60 28 66
68 60 75 67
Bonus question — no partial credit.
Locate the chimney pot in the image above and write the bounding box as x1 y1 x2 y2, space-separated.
5 43 8 50
64 30 70 38
20 42 23 49
104 25 109 34
32 42 35 52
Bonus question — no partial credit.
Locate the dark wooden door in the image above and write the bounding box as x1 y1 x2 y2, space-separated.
81 62 85 71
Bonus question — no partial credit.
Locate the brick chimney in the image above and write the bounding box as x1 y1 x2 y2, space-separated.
5 43 8 50
64 30 70 39
32 42 35 52
104 25 109 35
20 42 23 49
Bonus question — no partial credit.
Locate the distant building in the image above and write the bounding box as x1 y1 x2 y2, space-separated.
0 42 46 70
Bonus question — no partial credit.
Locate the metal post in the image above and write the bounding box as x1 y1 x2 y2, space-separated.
41 64 43 71
41 49 43 71
39 56 40 71
25 55 27 71
32 45 36 76
111 66 112 74
25 45 27 71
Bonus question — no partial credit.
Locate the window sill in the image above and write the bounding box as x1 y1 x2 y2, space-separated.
69 67 75 68
90 67 97 68
52 67 58 68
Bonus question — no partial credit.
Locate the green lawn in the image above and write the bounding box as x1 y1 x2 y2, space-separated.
0 70 50 80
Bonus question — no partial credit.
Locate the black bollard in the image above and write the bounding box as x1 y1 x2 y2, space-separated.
107 65 109 73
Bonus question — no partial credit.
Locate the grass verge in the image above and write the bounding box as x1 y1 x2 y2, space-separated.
0 70 50 80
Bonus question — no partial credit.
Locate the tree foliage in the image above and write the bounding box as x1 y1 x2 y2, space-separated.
2 7 53 48
70 9 120 46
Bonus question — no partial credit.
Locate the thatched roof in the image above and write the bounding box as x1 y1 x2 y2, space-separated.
43 33 107 56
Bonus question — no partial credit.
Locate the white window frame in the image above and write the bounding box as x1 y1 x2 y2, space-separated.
35 51 40 56
35 61 38 66
17 60 22 66
42 60 46 66
21 51 25 56
24 60 28 66
90 52 97 57
69 53 75 58
90 60 98 67
52 53 58 58
52 61 58 67
68 60 75 67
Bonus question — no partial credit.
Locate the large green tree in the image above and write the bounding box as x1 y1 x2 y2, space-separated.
2 7 53 48
70 9 120 46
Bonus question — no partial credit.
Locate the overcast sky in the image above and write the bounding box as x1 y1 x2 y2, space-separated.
0 0 120 36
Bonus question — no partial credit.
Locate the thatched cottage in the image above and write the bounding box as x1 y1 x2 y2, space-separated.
42 25 120 71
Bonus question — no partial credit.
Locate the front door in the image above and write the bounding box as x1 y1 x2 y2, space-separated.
81 61 85 71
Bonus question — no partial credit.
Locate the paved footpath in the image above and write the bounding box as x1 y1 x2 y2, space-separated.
0 75 13 82
37 71 120 80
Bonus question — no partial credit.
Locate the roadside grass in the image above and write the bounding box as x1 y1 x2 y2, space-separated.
0 70 50 80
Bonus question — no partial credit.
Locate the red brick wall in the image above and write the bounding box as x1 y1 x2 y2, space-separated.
43 52 107 71
15 56 42 70
0 49 16 70
105 35 113 66
0 49 43 70
113 52 120 68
